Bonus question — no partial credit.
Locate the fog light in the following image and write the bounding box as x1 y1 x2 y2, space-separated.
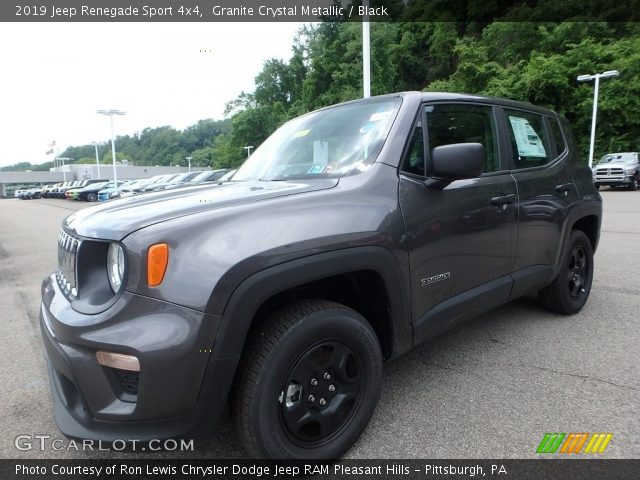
96 351 140 372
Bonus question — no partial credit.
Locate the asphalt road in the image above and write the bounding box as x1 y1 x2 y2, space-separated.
0 192 638 459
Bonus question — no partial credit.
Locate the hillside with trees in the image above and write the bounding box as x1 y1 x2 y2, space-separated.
4 5 638 172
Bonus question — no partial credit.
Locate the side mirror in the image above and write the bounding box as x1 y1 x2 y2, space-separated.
425 143 485 189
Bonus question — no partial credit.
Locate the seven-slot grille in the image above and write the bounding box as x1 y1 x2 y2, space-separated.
596 167 624 176
56 229 81 299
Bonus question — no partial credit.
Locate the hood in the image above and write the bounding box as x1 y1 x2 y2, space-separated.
595 161 635 169
64 179 338 240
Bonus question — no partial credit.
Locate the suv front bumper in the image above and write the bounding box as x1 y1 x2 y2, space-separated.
40 274 235 442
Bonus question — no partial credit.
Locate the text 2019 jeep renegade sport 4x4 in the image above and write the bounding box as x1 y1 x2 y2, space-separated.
40 92 601 459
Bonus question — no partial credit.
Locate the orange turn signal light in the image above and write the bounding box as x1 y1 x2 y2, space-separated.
147 243 169 287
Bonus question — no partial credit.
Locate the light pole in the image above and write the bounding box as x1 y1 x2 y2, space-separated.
186 156 193 172
244 146 254 158
362 0 371 98
577 70 619 168
97 109 126 182
56 157 71 182
92 142 101 178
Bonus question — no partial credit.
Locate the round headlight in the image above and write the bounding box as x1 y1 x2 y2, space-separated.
107 243 125 293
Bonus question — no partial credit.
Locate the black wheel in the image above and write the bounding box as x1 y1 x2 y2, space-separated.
538 230 594 314
231 299 383 459
86 193 97 202
594 184 600 190
628 176 638 191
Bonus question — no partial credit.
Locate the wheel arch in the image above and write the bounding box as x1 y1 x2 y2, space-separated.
211 247 412 366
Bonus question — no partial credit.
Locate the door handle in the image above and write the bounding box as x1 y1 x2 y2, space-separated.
554 182 573 192
490 194 517 206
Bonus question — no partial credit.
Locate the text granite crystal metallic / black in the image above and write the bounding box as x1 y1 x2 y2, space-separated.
40 91 602 459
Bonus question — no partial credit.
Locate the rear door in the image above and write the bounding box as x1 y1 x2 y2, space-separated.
501 108 580 295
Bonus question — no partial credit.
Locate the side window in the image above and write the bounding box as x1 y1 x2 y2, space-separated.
505 109 551 168
548 116 567 156
426 103 499 173
401 121 425 176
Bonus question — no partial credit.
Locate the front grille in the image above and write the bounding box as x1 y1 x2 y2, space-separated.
596 168 624 176
56 229 81 299
112 368 139 396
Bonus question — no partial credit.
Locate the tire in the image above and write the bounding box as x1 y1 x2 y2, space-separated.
594 184 600 190
86 193 97 202
538 230 594 314
231 299 383 459
628 177 638 191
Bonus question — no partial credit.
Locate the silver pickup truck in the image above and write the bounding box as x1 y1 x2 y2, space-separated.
593 152 640 190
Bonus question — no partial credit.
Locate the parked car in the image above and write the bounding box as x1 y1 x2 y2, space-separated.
592 152 640 190
41 183 61 198
181 169 231 186
41 92 601 459
118 178 155 197
217 169 237 182
19 187 41 199
98 180 137 202
14 189 27 198
160 171 206 190
142 173 184 192
76 181 111 202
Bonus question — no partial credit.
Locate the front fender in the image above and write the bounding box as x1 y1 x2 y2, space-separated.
210 246 412 362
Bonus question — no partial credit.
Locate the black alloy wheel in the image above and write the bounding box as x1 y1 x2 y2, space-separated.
231 299 382 459
279 340 364 447
538 230 594 314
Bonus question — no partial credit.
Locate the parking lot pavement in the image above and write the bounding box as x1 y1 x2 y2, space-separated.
0 192 638 459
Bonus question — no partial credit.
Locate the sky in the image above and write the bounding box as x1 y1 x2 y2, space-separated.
0 22 303 167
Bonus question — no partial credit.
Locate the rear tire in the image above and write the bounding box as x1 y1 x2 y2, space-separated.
231 299 383 459
538 230 594 314
87 193 97 202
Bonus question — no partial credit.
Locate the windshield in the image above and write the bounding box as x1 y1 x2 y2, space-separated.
233 98 401 181
598 153 637 165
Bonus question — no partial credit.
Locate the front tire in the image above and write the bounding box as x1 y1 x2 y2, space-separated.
86 193 97 202
628 176 638 191
231 299 383 459
538 230 594 314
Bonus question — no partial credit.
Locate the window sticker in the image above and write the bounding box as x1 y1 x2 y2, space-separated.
313 140 329 165
369 111 392 122
509 116 547 158
307 165 334 174
291 129 310 138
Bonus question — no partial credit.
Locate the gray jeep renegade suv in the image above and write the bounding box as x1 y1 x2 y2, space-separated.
40 92 602 459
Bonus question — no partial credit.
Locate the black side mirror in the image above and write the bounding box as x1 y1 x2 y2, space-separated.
425 142 485 189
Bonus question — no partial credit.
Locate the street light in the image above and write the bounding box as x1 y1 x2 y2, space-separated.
186 156 193 172
97 109 126 182
577 70 620 168
362 0 371 98
244 146 254 158
91 142 101 178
